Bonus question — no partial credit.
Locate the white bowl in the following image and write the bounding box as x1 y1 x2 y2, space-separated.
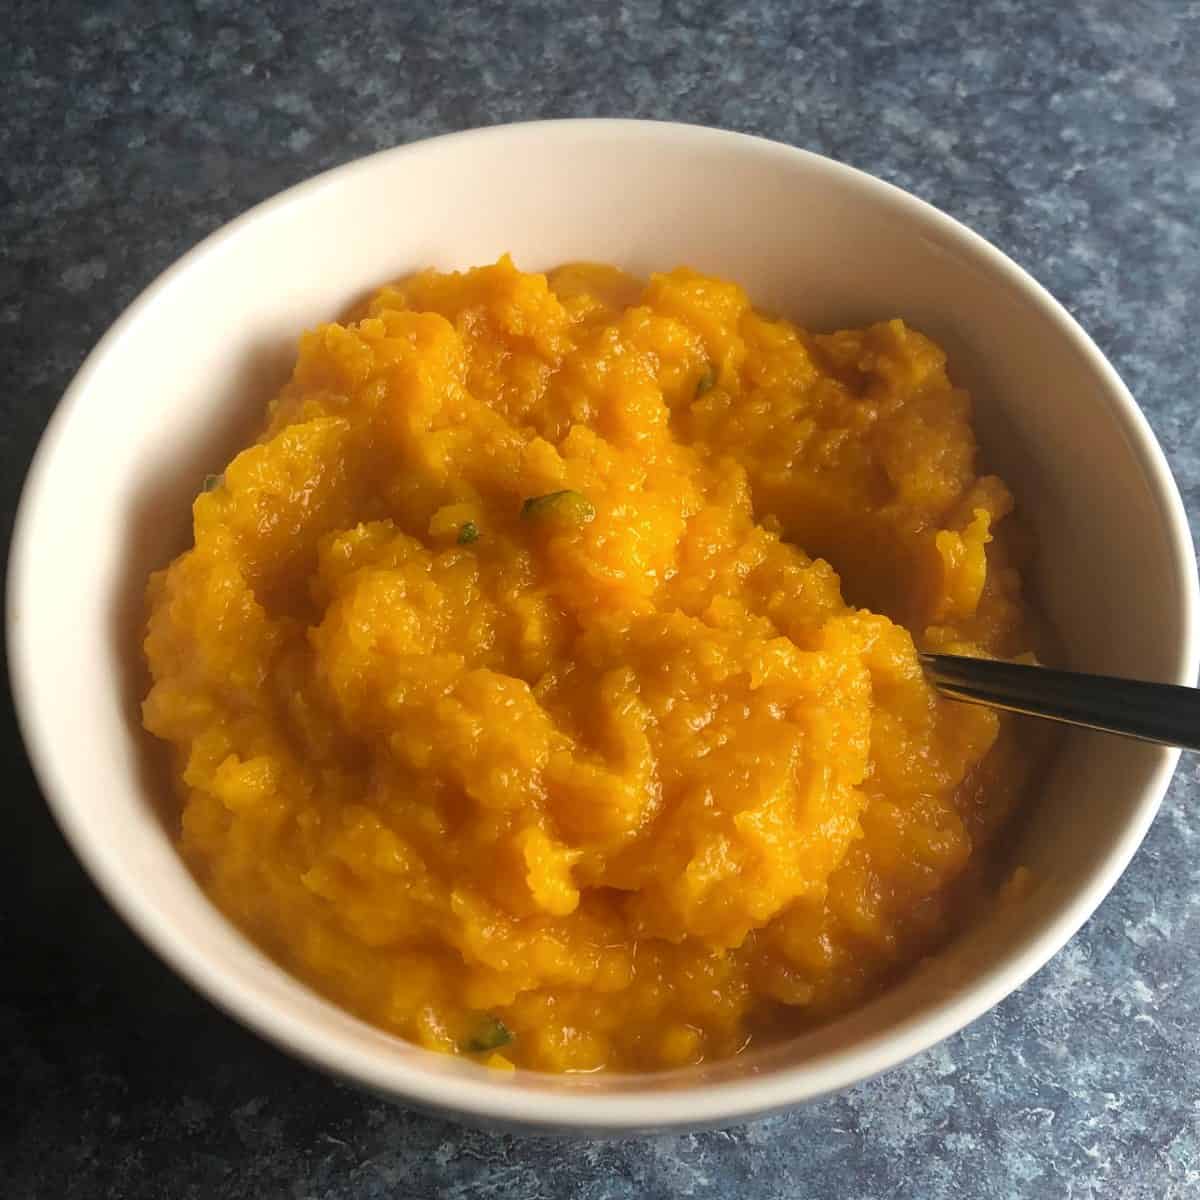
10 120 1198 1132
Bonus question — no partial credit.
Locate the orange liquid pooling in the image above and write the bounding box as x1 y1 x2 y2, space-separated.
143 257 1048 1073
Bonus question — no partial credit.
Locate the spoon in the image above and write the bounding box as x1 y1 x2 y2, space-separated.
920 653 1200 751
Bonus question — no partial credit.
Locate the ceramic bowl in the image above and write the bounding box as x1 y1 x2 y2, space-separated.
10 120 1198 1132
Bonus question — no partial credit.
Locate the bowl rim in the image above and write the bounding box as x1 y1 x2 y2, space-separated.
9 117 1199 1131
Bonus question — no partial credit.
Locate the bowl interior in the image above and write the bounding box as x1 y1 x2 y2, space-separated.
10 121 1197 1129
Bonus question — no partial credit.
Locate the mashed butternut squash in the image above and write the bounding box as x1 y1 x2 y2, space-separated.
143 257 1044 1072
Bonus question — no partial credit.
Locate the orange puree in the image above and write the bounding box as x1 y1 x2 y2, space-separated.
143 257 1045 1072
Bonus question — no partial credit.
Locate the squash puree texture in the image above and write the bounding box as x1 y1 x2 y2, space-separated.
143 258 1044 1073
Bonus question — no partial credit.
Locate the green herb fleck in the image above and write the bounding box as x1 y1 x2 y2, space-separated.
202 473 222 493
696 367 716 396
520 489 596 526
457 521 480 545
464 1014 513 1054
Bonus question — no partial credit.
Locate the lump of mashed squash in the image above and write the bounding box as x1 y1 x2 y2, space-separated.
143 257 1046 1072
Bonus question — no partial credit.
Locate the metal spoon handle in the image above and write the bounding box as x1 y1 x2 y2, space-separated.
920 653 1200 751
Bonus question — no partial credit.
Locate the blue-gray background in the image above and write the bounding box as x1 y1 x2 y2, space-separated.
5 2 1199 1196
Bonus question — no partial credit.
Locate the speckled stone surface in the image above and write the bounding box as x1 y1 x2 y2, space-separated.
4 1 1200 1196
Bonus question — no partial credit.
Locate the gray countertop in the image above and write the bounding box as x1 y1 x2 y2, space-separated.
4 2 1199 1196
